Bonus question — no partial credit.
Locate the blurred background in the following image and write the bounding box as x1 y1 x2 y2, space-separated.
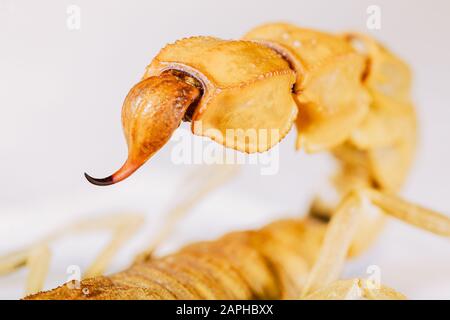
0 0 449 299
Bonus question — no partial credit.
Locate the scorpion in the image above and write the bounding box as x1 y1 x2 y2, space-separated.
4 23 449 300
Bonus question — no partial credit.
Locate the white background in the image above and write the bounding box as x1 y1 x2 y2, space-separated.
0 0 449 299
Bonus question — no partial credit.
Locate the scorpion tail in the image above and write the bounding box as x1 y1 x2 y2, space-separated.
85 72 201 186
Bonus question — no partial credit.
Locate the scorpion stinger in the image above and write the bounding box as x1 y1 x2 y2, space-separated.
85 72 201 186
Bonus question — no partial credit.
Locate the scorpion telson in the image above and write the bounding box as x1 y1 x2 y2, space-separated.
84 71 202 186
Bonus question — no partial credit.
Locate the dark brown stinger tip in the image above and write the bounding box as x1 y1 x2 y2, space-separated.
84 172 115 186
84 160 140 186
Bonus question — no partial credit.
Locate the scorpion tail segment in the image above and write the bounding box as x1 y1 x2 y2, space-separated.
85 72 202 186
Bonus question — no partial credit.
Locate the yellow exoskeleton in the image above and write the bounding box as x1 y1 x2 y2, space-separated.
5 23 450 300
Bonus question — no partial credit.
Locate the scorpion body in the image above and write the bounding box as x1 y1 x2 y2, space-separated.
28 218 326 300
20 23 450 299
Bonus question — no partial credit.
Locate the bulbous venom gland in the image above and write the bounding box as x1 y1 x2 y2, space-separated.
85 71 201 186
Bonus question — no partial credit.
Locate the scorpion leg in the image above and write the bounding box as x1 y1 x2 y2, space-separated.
83 214 144 278
0 245 51 295
363 188 450 236
0 213 145 295
302 188 450 297
0 250 29 275
302 192 365 296
25 245 51 295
